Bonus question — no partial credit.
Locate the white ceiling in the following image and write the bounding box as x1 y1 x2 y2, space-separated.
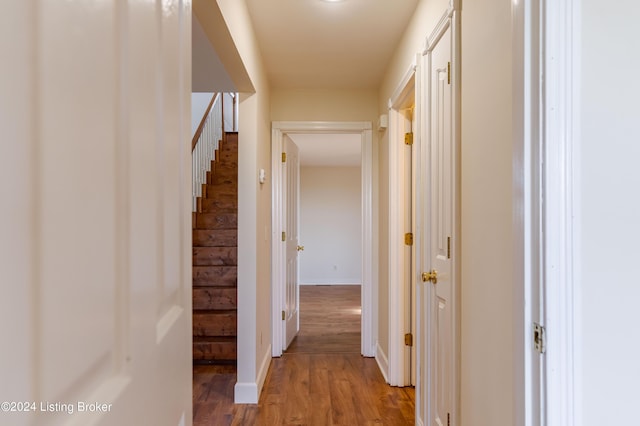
245 0 419 89
289 133 361 167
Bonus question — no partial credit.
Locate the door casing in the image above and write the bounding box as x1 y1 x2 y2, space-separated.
271 121 376 357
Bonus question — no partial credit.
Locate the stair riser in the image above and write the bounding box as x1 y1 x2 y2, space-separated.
193 247 237 266
193 340 236 361
192 266 237 286
200 198 237 212
193 312 236 337
195 213 237 229
193 288 236 310
193 229 237 247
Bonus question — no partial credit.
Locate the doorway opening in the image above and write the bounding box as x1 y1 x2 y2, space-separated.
286 133 362 354
271 121 376 358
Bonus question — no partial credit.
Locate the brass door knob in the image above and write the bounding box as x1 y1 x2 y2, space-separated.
422 269 438 284
297 245 305 252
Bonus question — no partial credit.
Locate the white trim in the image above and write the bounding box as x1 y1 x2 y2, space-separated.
387 60 418 387
543 0 581 425
271 121 376 358
512 0 543 425
299 281 361 286
256 344 272 399
233 382 258 404
234 345 270 404
375 342 390 383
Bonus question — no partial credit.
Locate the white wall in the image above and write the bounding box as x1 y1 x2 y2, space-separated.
191 92 214 137
300 167 362 285
0 2 192 425
579 1 640 424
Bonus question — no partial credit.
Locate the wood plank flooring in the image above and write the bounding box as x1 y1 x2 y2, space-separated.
193 285 415 425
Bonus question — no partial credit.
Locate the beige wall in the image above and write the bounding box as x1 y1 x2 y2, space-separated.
299 167 362 285
271 88 378 123
215 0 272 402
460 0 514 424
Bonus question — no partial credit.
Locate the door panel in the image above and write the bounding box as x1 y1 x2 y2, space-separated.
425 22 455 426
416 22 457 425
284 137 301 348
0 2 192 425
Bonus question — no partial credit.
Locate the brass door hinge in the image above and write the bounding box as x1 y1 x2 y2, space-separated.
282 231 286 242
447 413 450 426
404 132 414 146
404 232 413 246
534 322 546 353
404 333 413 347
282 152 287 162
447 236 451 259
447 62 451 85
282 310 285 320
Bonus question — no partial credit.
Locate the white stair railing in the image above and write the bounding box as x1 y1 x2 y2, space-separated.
192 93 222 212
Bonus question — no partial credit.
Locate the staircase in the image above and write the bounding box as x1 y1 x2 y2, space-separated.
192 131 238 363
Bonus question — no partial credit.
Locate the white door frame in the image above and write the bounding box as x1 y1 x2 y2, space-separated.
271 121 376 357
512 0 580 424
387 59 419 387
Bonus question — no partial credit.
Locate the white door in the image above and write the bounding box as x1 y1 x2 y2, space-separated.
421 21 457 426
0 2 192 426
284 137 301 349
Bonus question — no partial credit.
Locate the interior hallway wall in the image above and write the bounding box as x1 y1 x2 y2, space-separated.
299 166 362 285
460 0 514 424
579 1 640 423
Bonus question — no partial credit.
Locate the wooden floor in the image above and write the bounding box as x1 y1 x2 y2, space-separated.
193 285 415 425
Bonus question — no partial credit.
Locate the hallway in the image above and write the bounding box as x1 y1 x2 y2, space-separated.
193 286 415 425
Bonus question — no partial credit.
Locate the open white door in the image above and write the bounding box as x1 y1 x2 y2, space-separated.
419 9 459 426
283 137 301 349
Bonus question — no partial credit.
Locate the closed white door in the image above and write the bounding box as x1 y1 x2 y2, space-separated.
430 25 454 426
421 21 457 426
284 137 301 348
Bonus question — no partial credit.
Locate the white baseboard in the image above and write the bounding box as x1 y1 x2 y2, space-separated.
299 281 361 286
234 382 258 404
375 342 389 384
234 346 272 404
256 345 272 397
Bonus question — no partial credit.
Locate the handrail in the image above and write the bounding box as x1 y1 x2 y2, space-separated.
192 92 219 152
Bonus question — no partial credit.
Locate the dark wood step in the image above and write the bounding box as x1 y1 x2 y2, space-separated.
195 213 237 229
193 229 237 247
200 196 237 212
205 184 237 198
193 336 236 361
208 174 237 186
193 247 237 266
193 287 236 310
193 310 237 337
193 266 237 286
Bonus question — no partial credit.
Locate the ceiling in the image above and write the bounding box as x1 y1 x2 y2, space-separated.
289 133 361 167
245 0 419 89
